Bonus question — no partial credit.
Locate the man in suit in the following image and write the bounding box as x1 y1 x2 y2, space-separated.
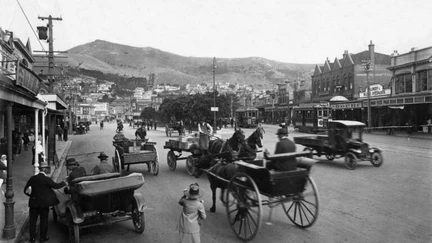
266 128 297 171
24 166 66 243
92 152 113 175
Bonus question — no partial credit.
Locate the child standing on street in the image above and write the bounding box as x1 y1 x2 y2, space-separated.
177 183 206 243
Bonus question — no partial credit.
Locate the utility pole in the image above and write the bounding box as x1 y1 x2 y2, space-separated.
362 60 373 128
38 15 62 80
212 57 217 134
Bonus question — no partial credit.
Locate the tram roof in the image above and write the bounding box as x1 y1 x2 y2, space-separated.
329 120 366 127
236 107 258 112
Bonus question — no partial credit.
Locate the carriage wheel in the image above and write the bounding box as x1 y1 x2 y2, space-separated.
345 152 358 170
303 147 314 158
370 151 383 167
113 149 122 173
132 200 145 233
225 172 262 242
325 154 335 161
67 211 80 243
186 155 196 176
151 147 159 176
167 150 177 171
283 176 320 228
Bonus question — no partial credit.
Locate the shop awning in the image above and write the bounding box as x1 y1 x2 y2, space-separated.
40 94 68 110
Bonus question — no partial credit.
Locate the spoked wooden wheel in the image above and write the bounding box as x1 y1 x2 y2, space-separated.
225 172 262 242
345 152 358 170
167 150 177 171
370 151 383 167
67 211 80 243
150 147 159 176
113 149 122 173
282 176 319 228
186 155 196 176
132 200 145 233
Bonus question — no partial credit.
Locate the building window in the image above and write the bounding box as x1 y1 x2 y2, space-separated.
416 70 432 91
344 74 348 90
395 73 413 94
348 73 353 90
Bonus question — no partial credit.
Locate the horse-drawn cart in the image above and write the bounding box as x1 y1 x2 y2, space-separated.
113 139 159 175
165 121 185 137
163 137 202 176
204 151 319 241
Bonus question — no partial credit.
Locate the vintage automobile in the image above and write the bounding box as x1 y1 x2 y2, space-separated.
76 122 88 134
294 120 384 170
53 172 146 243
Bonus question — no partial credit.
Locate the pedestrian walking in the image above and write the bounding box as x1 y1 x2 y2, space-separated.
63 125 68 141
23 131 30 151
24 165 67 243
154 120 157 130
177 183 206 243
56 125 63 141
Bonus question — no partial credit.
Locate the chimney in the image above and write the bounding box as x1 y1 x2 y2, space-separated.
369 40 375 64
343 50 348 60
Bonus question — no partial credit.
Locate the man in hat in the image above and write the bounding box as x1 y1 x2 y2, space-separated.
24 165 67 243
266 128 297 171
66 158 87 184
178 183 206 243
92 152 113 175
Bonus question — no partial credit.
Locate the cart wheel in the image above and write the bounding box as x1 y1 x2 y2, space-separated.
186 155 196 176
67 211 80 243
113 149 122 173
132 200 145 233
225 172 262 242
303 147 314 158
151 148 159 176
345 152 358 170
370 151 383 167
283 176 320 228
167 150 177 171
325 154 335 160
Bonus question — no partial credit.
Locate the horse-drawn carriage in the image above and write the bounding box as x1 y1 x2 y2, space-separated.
113 139 159 175
165 120 185 137
204 151 319 241
293 120 384 170
53 172 146 243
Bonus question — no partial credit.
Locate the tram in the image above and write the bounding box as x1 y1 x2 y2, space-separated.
292 103 332 133
235 107 259 128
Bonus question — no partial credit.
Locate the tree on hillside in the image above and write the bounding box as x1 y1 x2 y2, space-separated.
141 107 158 120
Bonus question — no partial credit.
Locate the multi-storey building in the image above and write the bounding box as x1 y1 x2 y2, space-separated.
311 41 392 123
386 46 432 132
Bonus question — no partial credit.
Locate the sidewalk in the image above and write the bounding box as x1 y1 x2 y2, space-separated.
0 140 72 243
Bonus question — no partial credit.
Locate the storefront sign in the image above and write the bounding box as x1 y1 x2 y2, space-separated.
16 62 41 95
359 84 391 99
331 102 362 110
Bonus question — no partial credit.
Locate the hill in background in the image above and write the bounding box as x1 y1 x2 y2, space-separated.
65 40 316 89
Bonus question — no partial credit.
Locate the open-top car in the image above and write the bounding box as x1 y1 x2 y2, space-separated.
294 120 383 170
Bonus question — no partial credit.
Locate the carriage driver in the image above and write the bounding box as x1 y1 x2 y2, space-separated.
198 120 213 153
135 123 147 140
265 128 297 171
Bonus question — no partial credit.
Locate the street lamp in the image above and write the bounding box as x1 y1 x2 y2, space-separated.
362 60 373 128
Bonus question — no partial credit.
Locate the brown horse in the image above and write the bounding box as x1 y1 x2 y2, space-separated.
207 161 239 212
238 126 265 162
194 128 246 177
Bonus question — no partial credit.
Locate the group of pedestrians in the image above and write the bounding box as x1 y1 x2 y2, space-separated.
56 125 69 142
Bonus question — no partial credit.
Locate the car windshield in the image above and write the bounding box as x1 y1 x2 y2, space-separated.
347 127 362 140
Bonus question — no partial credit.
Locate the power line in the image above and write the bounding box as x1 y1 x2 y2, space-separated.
15 0 46 52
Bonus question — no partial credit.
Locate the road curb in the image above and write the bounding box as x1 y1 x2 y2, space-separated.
13 141 72 243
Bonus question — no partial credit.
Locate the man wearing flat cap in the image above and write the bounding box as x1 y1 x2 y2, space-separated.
92 152 113 175
267 128 297 171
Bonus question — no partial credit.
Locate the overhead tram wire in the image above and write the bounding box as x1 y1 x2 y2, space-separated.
15 0 46 52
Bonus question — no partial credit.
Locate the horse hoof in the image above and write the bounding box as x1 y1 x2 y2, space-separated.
210 207 215 213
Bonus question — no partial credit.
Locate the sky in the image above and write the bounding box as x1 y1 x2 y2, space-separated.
1 0 431 64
